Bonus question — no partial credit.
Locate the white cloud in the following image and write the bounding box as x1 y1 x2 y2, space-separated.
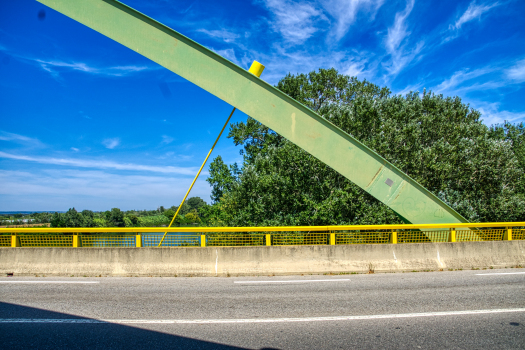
261 0 326 45
322 0 384 41
0 169 211 211
506 58 525 83
434 67 495 93
382 0 422 77
476 102 525 125
198 29 240 43
161 135 174 144
71 147 79 152
0 131 44 147
211 48 239 64
450 1 500 30
102 138 120 149
0 151 200 175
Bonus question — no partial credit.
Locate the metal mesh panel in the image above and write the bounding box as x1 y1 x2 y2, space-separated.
336 231 389 244
397 230 432 243
143 234 200 247
19 235 73 247
423 230 449 242
456 229 504 242
513 229 525 240
0 236 10 247
272 233 329 246
81 235 135 247
206 233 265 247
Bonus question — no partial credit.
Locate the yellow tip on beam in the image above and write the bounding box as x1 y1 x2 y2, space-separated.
248 61 265 78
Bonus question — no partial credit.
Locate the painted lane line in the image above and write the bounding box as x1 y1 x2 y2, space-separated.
0 281 99 284
476 272 525 276
234 279 349 284
1 308 524 324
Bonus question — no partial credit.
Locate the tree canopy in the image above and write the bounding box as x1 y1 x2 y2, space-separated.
206 68 525 225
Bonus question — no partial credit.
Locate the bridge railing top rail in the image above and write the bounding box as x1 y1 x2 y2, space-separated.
0 222 524 234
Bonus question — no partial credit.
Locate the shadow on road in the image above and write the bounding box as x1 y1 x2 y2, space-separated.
0 301 255 350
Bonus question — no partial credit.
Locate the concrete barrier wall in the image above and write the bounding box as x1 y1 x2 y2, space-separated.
1 241 524 277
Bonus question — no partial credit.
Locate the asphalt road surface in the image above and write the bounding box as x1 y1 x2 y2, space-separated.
1 269 524 349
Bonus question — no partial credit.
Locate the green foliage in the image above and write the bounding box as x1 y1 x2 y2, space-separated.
207 156 238 202
106 208 125 227
206 69 525 225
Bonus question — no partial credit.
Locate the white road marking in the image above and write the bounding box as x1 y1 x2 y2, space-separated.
476 272 525 276
1 308 524 324
0 281 99 284
234 279 349 284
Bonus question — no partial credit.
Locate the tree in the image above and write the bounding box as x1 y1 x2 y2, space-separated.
207 156 238 202
206 69 525 225
50 212 65 228
186 197 207 211
106 208 125 227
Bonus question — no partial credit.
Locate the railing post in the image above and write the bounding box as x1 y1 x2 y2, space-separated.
449 228 456 242
504 227 512 241
330 232 336 245
136 234 142 247
72 234 81 247
11 235 20 247
390 230 397 244
266 234 272 246
200 234 206 247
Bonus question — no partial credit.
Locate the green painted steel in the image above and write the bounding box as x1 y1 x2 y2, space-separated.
36 0 468 225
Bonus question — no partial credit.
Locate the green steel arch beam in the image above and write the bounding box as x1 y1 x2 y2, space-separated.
36 0 468 225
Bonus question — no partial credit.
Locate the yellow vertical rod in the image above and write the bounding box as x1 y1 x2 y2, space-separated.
11 235 20 247
200 235 206 247
72 234 81 247
330 232 336 245
504 227 512 241
266 234 271 246
136 234 142 247
158 61 265 247
390 230 397 244
449 228 456 242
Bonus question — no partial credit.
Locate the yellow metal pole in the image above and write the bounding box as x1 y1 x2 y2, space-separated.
449 228 456 242
158 61 265 247
504 227 512 241
390 230 397 244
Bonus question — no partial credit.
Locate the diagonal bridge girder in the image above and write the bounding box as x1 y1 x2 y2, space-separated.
36 0 468 225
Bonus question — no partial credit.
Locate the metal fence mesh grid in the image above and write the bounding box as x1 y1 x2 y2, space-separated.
143 234 200 247
3 227 521 248
272 232 330 246
513 229 525 240
336 231 390 244
206 233 266 247
81 235 135 247
19 235 73 247
456 229 504 242
0 236 10 247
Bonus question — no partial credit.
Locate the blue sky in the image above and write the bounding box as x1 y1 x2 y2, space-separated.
1 0 524 211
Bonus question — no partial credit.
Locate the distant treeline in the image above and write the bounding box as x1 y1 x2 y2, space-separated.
0 197 211 228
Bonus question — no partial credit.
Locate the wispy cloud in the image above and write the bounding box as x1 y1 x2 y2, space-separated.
33 59 154 77
476 102 525 125
0 169 211 211
261 0 326 45
322 0 384 41
102 138 120 149
450 1 500 30
506 58 525 83
434 67 495 93
197 28 240 43
382 0 422 77
0 131 44 147
70 147 79 152
0 151 200 175
161 135 174 144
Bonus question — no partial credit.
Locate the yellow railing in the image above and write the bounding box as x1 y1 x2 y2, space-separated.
0 222 523 248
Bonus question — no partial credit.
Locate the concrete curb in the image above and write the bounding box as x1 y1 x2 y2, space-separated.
1 241 524 277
